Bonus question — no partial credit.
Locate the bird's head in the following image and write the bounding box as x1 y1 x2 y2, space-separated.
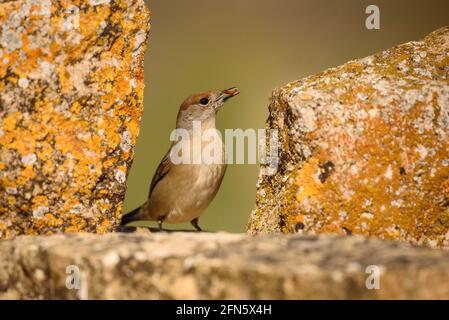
176 87 239 129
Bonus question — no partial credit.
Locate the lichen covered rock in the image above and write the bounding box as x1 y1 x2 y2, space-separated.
248 27 449 247
2 232 449 299
0 0 151 238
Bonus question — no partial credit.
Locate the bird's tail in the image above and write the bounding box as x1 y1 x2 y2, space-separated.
120 206 142 225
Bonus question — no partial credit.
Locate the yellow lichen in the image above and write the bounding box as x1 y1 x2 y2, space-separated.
0 0 151 239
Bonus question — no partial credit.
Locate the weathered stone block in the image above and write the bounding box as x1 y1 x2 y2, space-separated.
248 27 449 247
1 232 449 299
0 0 151 238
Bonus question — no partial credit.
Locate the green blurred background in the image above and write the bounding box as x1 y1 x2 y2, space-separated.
124 0 449 232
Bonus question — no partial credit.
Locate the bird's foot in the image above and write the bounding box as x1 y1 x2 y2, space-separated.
158 219 164 232
190 218 203 232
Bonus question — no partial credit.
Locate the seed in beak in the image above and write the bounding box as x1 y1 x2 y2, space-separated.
222 87 239 96
221 87 239 102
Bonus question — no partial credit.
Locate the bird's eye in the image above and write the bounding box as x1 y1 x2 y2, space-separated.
200 98 209 105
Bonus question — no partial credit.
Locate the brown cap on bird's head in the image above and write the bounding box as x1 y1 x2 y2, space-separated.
176 87 239 128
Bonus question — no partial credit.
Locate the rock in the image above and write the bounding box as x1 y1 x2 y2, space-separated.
248 27 449 247
0 1 151 238
1 232 449 299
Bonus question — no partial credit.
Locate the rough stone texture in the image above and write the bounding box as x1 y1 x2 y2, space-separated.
248 27 449 247
1 232 449 299
0 1 151 239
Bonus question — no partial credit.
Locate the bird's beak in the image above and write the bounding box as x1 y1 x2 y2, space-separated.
219 87 239 102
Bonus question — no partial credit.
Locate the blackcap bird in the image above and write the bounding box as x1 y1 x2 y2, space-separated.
120 87 239 231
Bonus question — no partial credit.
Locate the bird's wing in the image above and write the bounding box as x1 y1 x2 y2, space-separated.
148 145 173 198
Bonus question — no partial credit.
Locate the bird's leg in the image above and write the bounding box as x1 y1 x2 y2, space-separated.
157 217 164 232
190 218 202 232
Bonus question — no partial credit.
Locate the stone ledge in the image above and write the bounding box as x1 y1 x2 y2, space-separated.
1 232 449 299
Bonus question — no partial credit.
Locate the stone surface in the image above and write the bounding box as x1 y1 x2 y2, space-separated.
248 27 449 247
1 232 449 299
0 1 151 238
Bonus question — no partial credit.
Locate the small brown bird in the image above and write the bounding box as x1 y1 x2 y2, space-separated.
121 87 239 231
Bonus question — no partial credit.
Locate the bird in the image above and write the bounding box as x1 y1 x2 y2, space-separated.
120 87 239 231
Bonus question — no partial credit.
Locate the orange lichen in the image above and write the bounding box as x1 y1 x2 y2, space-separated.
444 179 449 195
295 159 323 203
0 0 151 239
249 27 449 247
287 95 449 244
96 219 111 234
2 112 20 132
